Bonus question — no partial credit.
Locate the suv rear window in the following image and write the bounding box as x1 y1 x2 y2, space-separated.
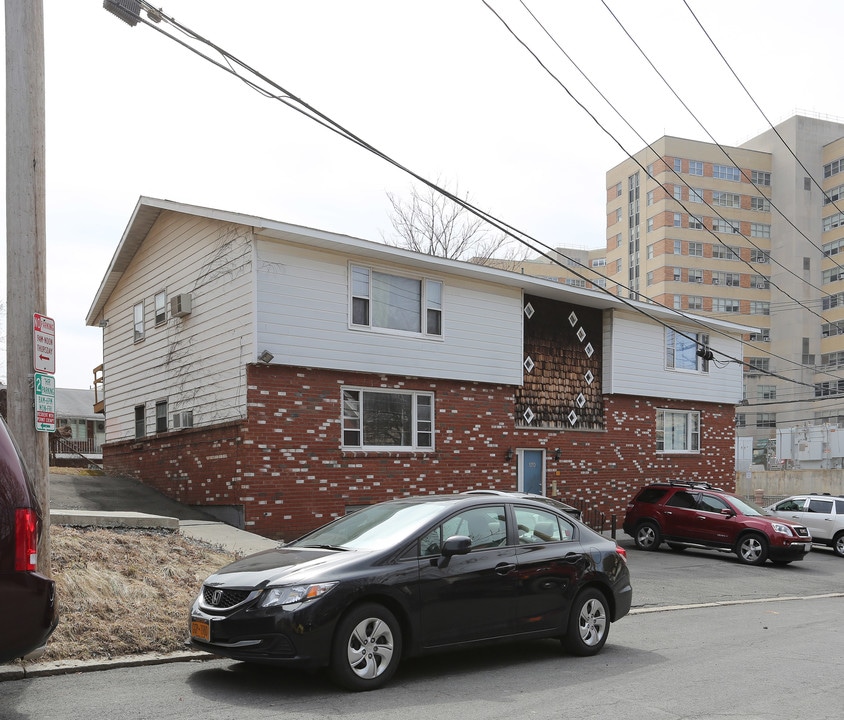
635 487 669 504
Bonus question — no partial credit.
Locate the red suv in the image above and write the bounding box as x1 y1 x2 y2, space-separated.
623 481 812 566
0 417 59 663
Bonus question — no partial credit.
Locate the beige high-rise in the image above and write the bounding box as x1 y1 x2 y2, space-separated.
601 113 844 463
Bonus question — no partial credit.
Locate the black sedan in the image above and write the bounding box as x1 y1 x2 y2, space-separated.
189 493 632 691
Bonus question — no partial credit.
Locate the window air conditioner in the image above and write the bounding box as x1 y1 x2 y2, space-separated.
712 278 720 284
172 411 194 429
170 293 192 317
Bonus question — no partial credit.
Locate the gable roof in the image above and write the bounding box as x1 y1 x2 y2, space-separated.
86 196 754 337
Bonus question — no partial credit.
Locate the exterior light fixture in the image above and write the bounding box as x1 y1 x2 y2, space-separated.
505 448 513 462
258 350 274 364
554 448 561 461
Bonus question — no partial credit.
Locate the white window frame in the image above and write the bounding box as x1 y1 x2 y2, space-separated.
350 264 443 338
133 302 145 343
656 409 700 454
666 328 709 373
342 387 434 451
154 291 167 326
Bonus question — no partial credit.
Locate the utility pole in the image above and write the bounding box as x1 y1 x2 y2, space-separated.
5 0 49 572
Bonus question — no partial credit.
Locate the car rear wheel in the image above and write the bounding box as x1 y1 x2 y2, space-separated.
562 589 610 656
736 533 768 566
329 603 402 692
832 532 844 558
634 521 661 551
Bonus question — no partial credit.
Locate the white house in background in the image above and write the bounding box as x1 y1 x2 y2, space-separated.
85 197 751 539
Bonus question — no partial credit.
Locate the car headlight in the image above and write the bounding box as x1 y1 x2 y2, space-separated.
771 523 793 536
260 582 338 608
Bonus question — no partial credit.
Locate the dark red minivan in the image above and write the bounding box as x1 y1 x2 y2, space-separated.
0 416 58 663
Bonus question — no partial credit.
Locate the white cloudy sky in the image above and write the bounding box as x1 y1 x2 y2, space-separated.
2 0 844 388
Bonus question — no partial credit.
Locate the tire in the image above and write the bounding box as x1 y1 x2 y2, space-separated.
667 542 687 552
329 603 402 691
634 521 661 551
736 533 768 566
833 532 844 558
562 588 610 656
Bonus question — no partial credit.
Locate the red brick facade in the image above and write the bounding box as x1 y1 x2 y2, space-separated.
104 363 736 541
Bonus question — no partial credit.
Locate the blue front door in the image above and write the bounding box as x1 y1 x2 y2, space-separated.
521 449 544 495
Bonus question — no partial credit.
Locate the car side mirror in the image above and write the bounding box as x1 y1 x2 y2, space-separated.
436 535 471 568
720 508 736 518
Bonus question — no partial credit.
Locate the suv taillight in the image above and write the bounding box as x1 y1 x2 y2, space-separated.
14 508 38 572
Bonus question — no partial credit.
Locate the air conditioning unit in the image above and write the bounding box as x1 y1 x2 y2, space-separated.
172 410 194 429
170 293 192 317
712 278 720 284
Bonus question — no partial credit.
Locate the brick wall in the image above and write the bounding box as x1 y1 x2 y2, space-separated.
104 364 736 542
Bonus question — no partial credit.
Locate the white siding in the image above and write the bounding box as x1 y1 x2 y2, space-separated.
603 310 744 403
255 240 523 385
102 214 254 442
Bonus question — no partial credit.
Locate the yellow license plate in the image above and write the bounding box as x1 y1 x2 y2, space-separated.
191 618 210 642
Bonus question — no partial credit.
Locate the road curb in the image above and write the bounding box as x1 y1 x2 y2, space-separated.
0 650 213 682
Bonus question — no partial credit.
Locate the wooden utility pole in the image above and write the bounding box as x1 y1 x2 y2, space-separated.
5 0 50 572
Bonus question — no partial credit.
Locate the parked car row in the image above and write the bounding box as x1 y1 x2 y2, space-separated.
189 491 631 691
623 481 814 566
765 494 844 557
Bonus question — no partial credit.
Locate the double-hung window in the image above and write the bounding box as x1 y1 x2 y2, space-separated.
342 388 434 450
666 329 709 372
656 410 700 453
133 302 145 343
351 264 442 336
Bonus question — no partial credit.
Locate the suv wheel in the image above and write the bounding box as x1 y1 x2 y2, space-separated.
736 533 768 566
833 532 844 558
634 521 661 551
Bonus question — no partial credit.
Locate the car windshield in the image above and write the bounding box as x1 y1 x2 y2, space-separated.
291 501 449 551
729 496 767 517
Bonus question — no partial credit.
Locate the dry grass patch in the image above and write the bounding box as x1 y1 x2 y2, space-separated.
30 525 238 663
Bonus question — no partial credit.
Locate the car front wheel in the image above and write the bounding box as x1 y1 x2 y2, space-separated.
329 603 402 692
736 533 768 566
634 521 661 551
562 589 610 656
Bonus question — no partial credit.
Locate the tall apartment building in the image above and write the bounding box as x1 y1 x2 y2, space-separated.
604 113 844 463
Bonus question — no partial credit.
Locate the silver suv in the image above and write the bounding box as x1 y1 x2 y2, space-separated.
766 494 844 557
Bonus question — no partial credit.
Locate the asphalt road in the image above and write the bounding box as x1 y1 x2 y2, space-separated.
2 539 842 719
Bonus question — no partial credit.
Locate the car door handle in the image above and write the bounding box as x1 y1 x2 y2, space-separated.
494 563 516 575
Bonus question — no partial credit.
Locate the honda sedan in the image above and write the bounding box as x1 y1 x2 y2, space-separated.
189 493 631 690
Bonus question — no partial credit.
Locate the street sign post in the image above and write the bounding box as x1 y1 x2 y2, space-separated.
33 312 55 374
34 372 56 432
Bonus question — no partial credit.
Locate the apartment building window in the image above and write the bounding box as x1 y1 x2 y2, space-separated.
802 338 814 366
647 271 654 286
712 298 740 313
673 295 682 309
736 414 746 428
666 329 709 372
815 381 844 397
673 239 682 254
822 268 844 284
154 291 167 326
647 163 654 176
712 218 740 234
672 267 682 282
342 388 433 449
820 351 844 369
748 331 770 342
616 259 622 273
712 271 740 286
822 292 844 310
688 241 703 257
614 233 622 248
713 164 741 181
134 405 145 439
823 183 844 205
823 157 844 179
688 269 703 283
351 265 442 336
750 249 770 263
133 302 144 343
751 170 771 186
647 243 655 259
591 258 607 267
751 196 770 211
689 215 704 230
688 296 703 310
647 218 654 232
747 357 770 374
750 223 771 238
712 244 739 260
758 385 776 400
750 275 769 289
757 413 776 428
614 208 622 223
689 160 704 176
615 182 623 197
656 409 700 453
749 301 770 315
673 185 682 201
647 190 654 206
822 212 844 232
822 238 844 256
688 188 704 204
821 322 844 337
673 213 682 227
712 191 741 208
565 278 586 288
674 158 683 173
